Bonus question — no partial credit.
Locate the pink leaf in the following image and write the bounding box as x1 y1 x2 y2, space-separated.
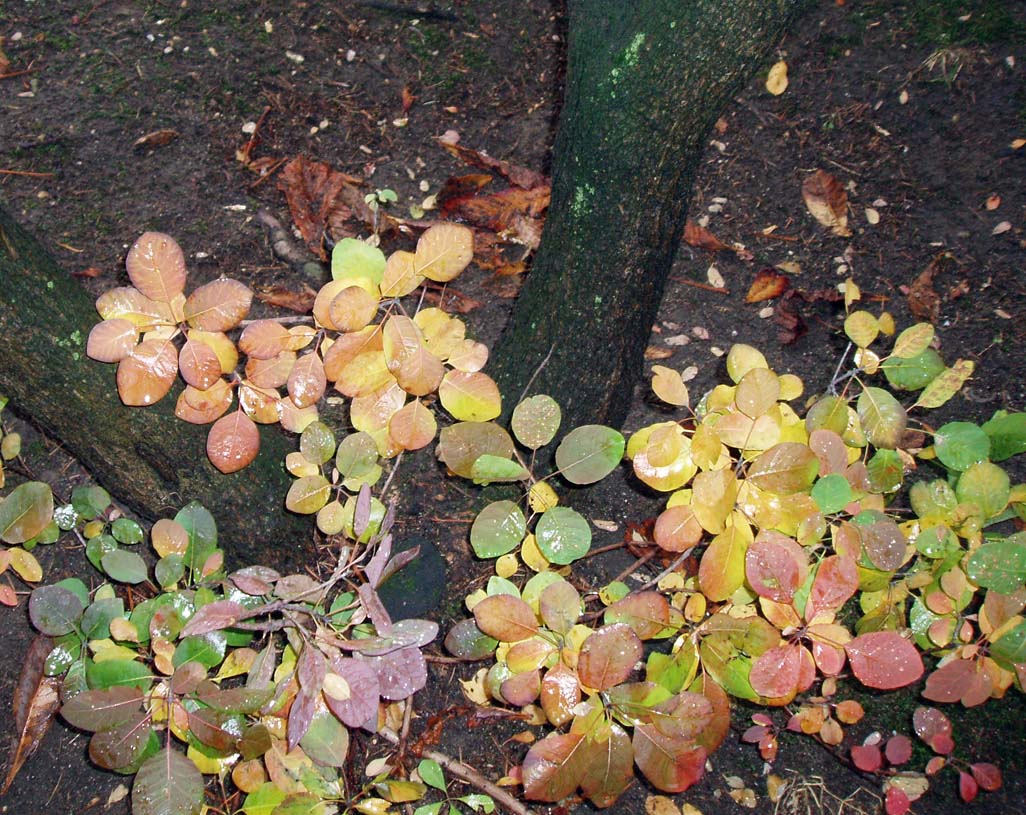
844 632 924 689
851 744 882 772
885 735 912 766
970 762 1002 792
885 786 911 815
959 770 978 803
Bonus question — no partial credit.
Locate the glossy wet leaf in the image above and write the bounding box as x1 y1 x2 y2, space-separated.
87 318 138 362
472 594 539 642
388 399 436 451
126 232 187 303
511 395 561 450
287 352 327 409
239 319 290 360
653 504 703 553
578 624 643 691
555 425 625 485
747 442 819 494
844 632 923 689
28 585 83 635
735 367 780 419
535 507 591 565
538 579 582 635
299 710 349 767
651 366 689 407
881 348 945 391
540 663 580 727
415 222 474 282
982 411 1026 461
956 461 1010 519
966 534 1026 593
325 657 379 728
745 533 808 603
470 454 530 485
285 475 331 515
857 387 907 449
207 411 260 474
692 469 737 534
177 339 221 391
185 278 252 331
132 747 204 815
444 618 498 660
913 706 954 754
470 501 526 559
101 549 149 584
9 547 43 582
933 422 989 472
632 728 706 794
117 338 178 406
578 724 634 807
522 732 587 802
699 523 751 602
438 370 501 422
749 643 804 698
437 422 514 479
805 555 858 621
604 592 670 640
0 482 53 544
365 645 427 700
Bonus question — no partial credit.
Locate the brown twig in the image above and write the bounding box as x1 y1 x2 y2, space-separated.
0 169 55 178
378 727 537 815
0 67 37 81
255 209 327 284
670 276 730 295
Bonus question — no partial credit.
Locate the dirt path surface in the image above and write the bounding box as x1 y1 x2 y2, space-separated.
2 1 1025 814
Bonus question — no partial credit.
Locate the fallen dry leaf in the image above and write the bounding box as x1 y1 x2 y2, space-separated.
71 266 103 278
401 85 415 113
706 265 725 289
133 129 179 150
714 117 729 135
1011 138 1025 150
436 134 547 190
0 47 10 74
645 795 681 815
865 207 880 225
775 261 802 275
985 194 1001 210
906 255 946 323
802 170 851 236
255 284 317 313
766 60 789 96
684 219 729 251
421 284 482 314
992 221 1012 235
746 268 790 302
2 635 61 794
644 346 674 360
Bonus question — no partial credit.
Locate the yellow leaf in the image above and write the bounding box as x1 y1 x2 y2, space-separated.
726 344 769 383
528 481 559 513
645 795 681 815
651 365 689 406
913 359 974 409
765 60 788 95
844 310 879 348
495 553 519 578
415 222 474 282
460 667 491 705
438 370 501 422
187 743 233 775
802 170 851 237
521 533 550 572
215 647 257 680
9 547 42 582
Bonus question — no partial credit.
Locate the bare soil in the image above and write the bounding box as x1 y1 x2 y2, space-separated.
1 1 1026 814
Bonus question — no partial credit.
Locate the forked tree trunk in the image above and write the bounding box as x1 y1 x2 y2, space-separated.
490 0 806 430
0 207 312 569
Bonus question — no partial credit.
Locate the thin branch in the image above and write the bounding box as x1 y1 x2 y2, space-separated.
669 276 730 295
0 169 55 178
378 728 537 815
517 343 556 405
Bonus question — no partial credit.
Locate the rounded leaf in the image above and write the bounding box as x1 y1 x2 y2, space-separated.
0 481 54 543
844 632 924 690
132 747 204 815
331 237 386 284
87 318 138 363
437 422 514 479
934 422 990 472
438 370 501 422
285 475 331 514
472 594 539 642
206 411 260 474
388 399 437 451
555 425 625 485
511 395 561 450
178 339 222 390
239 319 290 360
126 232 187 303
747 442 819 494
857 387 907 449
578 623 643 691
117 338 178 406
29 584 84 635
184 278 253 331
535 507 591 565
470 500 526 559
415 222 474 282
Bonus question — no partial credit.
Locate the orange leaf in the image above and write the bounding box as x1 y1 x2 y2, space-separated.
239 320 291 359
801 170 851 236
175 380 233 425
125 232 187 303
745 269 790 303
389 399 437 451
683 220 729 251
179 339 223 390
255 285 316 313
184 279 253 331
206 410 260 473
245 350 297 389
86 318 138 363
287 352 327 408
116 338 179 405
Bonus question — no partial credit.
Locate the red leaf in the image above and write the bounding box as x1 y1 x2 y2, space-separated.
181 600 247 637
577 624 643 691
749 643 802 699
851 744 883 772
683 220 729 252
925 756 946 775
885 735 912 765
805 555 858 621
844 632 924 689
959 770 979 803
970 762 1002 791
885 786 911 815
632 726 706 793
522 732 587 802
206 410 260 474
922 658 976 704
913 706 953 754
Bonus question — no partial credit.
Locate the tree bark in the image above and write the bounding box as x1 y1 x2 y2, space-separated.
0 207 313 570
489 0 806 431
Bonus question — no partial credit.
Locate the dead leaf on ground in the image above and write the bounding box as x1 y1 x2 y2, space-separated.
906 254 947 322
645 346 674 360
684 219 729 251
802 170 851 237
401 85 415 113
766 60 789 96
133 129 179 150
255 284 317 313
746 268 791 302
72 266 103 278
421 284 482 314
985 194 1000 210
0 48 12 73
436 133 547 190
3 635 61 793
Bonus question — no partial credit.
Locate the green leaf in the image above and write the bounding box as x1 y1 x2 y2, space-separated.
29 584 84 635
470 454 530 486
173 633 227 670
175 502 218 571
285 475 331 514
956 461 1010 519
240 783 287 815
155 554 185 589
86 534 118 571
299 710 350 767
132 748 204 815
866 449 903 493
418 758 446 791
331 238 386 284
881 348 945 391
112 517 144 545
0 481 53 543
71 485 111 520
554 425 625 485
444 617 498 659
535 507 591 565
101 549 149 584
991 620 1026 667
470 501 526 559
811 473 853 514
300 421 336 465
457 794 495 813
511 395 562 450
914 525 960 559
891 323 935 359
81 596 125 639
335 431 379 479
856 387 907 449
413 803 444 815
86 658 152 692
934 422 990 472
982 412 1026 462
966 535 1026 593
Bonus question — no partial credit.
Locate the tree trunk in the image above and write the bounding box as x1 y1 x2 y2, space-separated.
0 207 313 570
490 0 805 431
